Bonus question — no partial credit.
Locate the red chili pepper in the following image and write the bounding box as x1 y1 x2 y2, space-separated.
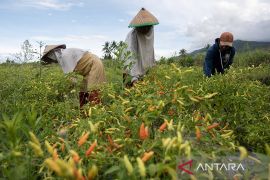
85 140 97 157
139 123 149 140
207 123 220 130
159 122 167 132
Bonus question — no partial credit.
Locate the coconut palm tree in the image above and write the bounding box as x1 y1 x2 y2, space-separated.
179 48 187 57
102 41 112 59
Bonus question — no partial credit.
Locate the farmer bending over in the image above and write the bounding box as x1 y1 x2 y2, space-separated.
41 44 106 107
123 8 159 87
203 32 236 77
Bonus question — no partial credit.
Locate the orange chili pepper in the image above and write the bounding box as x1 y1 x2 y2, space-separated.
195 126 201 141
207 123 220 130
53 149 58 160
78 132 90 147
159 122 167 132
73 168 84 180
107 135 121 149
139 123 149 140
61 143 65 152
73 155 80 163
107 135 114 146
70 150 80 163
145 127 149 138
158 91 165 95
85 140 97 157
141 151 154 162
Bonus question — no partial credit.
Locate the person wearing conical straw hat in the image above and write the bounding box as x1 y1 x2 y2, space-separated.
203 32 236 77
123 7 159 87
41 45 106 108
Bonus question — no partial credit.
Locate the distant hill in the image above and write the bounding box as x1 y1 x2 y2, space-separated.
233 40 270 51
190 40 270 55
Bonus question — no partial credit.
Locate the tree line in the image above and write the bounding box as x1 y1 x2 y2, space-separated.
1 39 208 64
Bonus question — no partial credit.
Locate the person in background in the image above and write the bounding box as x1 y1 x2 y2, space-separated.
41 44 106 108
123 8 159 87
203 32 236 77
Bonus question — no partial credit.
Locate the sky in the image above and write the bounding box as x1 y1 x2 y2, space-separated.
0 0 270 61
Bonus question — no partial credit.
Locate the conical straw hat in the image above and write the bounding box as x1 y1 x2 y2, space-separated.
128 8 159 28
41 44 66 61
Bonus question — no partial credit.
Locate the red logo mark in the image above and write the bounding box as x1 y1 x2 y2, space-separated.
178 160 193 175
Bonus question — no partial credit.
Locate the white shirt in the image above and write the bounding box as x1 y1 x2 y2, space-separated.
48 48 86 74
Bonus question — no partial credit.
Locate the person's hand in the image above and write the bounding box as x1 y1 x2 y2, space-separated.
68 76 78 88
70 77 77 84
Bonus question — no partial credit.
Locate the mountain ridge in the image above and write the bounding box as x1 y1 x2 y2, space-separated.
190 40 270 55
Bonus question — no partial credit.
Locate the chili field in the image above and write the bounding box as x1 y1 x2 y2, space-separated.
0 61 270 179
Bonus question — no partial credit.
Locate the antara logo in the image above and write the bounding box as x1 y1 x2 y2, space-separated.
196 163 245 171
178 160 245 175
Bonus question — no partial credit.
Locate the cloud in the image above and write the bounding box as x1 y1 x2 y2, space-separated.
0 45 21 63
31 36 56 41
0 47 20 54
18 0 84 10
118 19 125 23
182 0 270 49
116 0 270 51
1 0 270 59
155 48 177 59
0 37 25 55
31 34 108 57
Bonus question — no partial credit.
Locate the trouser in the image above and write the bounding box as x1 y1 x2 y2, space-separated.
74 52 106 107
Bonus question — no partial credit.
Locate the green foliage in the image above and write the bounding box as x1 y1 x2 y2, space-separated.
0 111 42 179
103 42 133 89
158 55 195 67
234 49 270 67
193 53 205 66
178 56 194 67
